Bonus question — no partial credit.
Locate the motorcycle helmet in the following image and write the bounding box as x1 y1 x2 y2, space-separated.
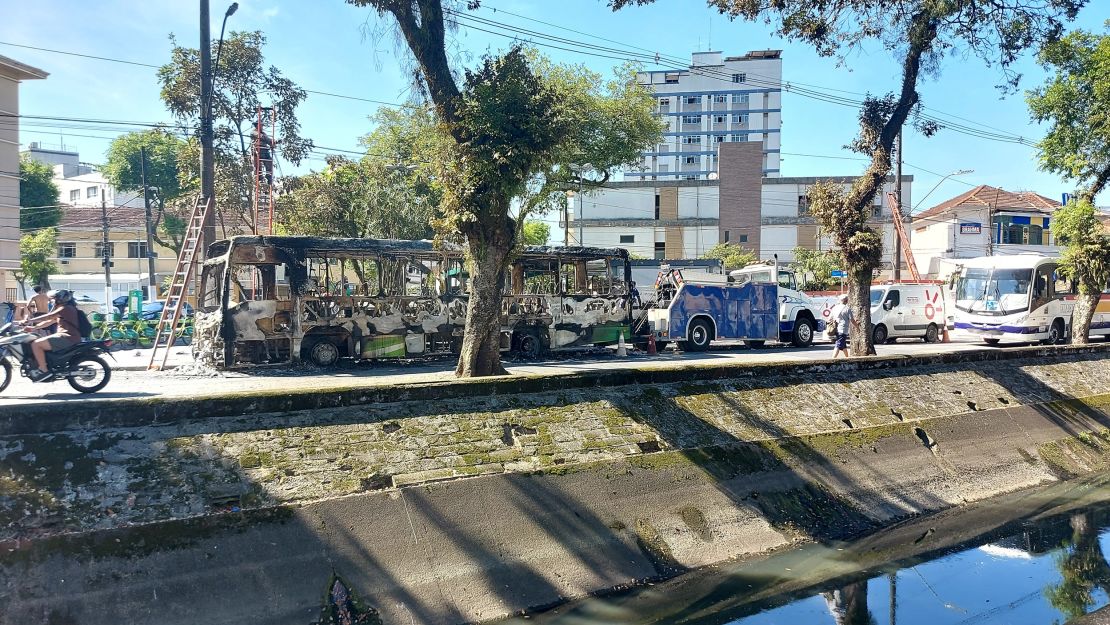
47 289 74 305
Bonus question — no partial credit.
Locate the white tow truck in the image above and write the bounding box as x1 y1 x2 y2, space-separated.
727 261 828 347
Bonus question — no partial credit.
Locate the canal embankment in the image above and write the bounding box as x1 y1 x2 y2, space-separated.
4 345 1110 624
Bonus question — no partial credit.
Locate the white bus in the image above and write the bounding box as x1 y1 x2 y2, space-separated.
952 254 1110 345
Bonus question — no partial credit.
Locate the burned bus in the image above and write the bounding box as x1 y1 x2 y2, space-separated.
194 236 633 367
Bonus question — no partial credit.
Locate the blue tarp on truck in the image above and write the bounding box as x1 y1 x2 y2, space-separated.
650 281 780 344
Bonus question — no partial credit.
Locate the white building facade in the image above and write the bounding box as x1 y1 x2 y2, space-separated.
633 50 782 181
23 144 141 209
911 185 1061 278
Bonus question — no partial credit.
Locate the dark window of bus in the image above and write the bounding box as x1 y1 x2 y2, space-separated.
586 260 611 294
654 242 665 260
1051 268 1076 297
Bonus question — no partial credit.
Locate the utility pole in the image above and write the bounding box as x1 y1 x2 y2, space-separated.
140 147 157 298
893 129 903 281
101 189 112 310
986 203 994 256
199 0 216 254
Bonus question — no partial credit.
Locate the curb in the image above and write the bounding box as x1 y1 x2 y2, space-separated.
1 343 1109 436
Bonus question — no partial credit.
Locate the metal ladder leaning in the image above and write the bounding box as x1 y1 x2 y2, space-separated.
885 192 921 281
252 106 276 235
147 195 213 370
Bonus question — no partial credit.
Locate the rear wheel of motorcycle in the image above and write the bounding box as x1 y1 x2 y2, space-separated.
68 356 111 394
0 360 10 394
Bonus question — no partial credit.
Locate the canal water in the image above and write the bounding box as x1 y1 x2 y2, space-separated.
513 496 1110 625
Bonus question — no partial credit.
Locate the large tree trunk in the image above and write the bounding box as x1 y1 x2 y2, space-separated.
455 239 511 377
823 580 872 625
848 263 876 356
1072 291 1099 345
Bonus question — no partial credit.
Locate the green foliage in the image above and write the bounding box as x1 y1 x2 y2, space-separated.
275 105 440 241
1054 199 1110 296
521 221 550 246
702 243 757 271
103 129 189 201
1027 26 1110 201
807 180 883 269
791 247 840 290
19 228 57 288
158 31 312 232
18 154 59 230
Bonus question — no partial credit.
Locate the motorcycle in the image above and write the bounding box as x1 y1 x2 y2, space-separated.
0 323 114 394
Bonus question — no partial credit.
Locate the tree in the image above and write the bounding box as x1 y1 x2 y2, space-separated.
702 242 756 271
522 221 550 246
1027 27 1110 343
18 229 57 290
792 247 840 291
612 0 1085 356
346 0 662 377
18 154 59 231
1052 199 1110 343
1046 512 1110 619
103 129 193 252
158 31 312 234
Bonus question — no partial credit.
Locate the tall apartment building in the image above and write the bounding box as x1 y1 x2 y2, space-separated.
632 50 782 182
0 55 48 301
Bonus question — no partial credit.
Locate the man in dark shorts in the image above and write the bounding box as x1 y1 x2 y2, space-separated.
24 290 81 380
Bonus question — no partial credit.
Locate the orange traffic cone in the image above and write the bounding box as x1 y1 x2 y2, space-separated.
942 324 951 343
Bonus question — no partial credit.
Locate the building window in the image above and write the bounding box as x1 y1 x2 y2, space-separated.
684 96 701 105
723 230 730 243
681 135 702 144
681 114 701 124
654 242 666 260
665 73 680 84
658 97 670 106
685 156 697 164
69 189 80 202
619 235 635 244
714 135 725 143
94 242 115 258
798 195 810 215
733 114 748 125
57 242 77 258
86 186 98 198
685 175 698 181
732 93 749 104
128 241 149 259
729 134 745 142
654 194 660 220
713 94 727 104
872 205 883 219
732 73 746 83
713 115 726 124
738 234 748 243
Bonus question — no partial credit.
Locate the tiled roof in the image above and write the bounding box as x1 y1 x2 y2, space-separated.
913 185 1060 222
58 205 147 230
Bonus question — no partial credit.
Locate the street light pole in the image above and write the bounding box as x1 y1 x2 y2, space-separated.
911 168 974 214
140 147 157 297
199 0 215 252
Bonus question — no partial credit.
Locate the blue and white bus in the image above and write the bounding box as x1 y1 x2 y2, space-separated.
952 253 1110 345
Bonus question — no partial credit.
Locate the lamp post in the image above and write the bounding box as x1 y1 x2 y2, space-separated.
199 1 237 256
911 169 974 213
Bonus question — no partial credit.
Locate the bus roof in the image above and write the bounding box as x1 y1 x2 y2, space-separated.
207 235 628 261
954 253 1059 270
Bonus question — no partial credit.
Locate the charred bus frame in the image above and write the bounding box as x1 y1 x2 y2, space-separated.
195 236 633 367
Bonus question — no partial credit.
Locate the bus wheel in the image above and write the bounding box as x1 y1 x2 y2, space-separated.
514 331 543 360
307 340 340 367
1045 319 1066 345
791 317 814 347
924 323 940 343
872 324 889 345
686 320 712 352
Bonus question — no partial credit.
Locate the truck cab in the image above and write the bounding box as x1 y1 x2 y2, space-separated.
729 263 825 347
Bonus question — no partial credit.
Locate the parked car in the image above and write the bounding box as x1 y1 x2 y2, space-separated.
140 301 194 321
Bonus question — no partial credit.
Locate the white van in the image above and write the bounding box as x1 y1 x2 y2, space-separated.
869 283 948 344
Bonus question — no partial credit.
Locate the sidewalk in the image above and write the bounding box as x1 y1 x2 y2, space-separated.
106 346 193 371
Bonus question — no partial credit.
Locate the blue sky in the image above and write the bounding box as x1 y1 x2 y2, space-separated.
4 0 1108 211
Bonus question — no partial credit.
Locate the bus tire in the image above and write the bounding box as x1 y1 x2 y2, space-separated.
1045 319 1066 345
306 340 340 367
513 330 543 360
686 319 712 352
791 317 815 347
924 323 940 343
872 324 889 345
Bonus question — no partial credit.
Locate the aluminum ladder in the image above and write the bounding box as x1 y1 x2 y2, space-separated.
147 195 213 370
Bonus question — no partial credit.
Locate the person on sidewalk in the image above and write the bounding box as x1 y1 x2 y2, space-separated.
23 290 81 380
830 294 860 359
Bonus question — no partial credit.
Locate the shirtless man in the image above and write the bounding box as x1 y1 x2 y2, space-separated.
25 285 50 319
23 290 81 381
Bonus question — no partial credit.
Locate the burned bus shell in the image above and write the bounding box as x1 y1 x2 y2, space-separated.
194 236 632 368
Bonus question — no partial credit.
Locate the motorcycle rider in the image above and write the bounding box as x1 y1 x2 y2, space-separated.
23 290 81 381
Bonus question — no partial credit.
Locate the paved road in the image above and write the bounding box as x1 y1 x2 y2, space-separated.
0 335 1000 407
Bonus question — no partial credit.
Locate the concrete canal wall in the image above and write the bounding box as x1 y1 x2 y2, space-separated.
4 345 1110 624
